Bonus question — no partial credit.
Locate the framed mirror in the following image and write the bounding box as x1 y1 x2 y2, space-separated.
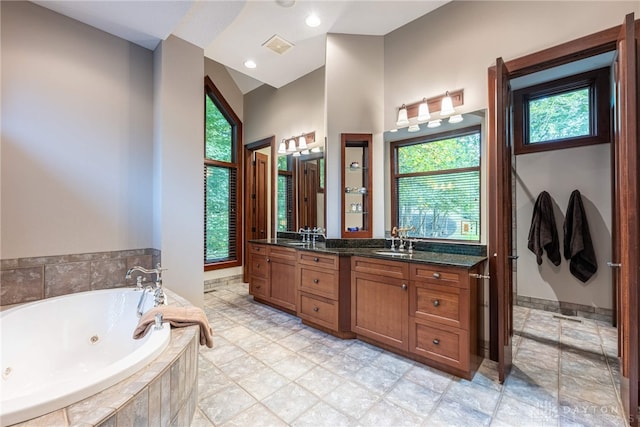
275 132 325 233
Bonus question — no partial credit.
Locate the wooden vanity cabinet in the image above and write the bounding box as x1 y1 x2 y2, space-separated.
351 256 483 380
408 263 482 379
351 256 410 351
297 251 353 338
248 243 297 313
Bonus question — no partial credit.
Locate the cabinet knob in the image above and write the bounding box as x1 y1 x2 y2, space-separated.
256 247 261 251
433 339 440 345
313 306 319 312
401 283 407 291
433 299 440 307
432 272 441 279
266 258 271 263
313 278 319 284
313 257 319 262
256 285 261 289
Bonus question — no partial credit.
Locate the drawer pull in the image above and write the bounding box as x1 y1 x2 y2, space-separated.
313 306 319 312
313 257 319 262
401 283 407 291
433 338 440 345
432 272 441 279
255 285 261 289
255 247 261 251
433 299 440 307
313 278 319 284
266 258 271 263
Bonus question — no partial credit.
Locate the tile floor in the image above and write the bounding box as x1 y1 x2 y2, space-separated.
191 282 627 427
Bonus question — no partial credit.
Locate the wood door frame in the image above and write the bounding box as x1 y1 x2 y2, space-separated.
488 14 639 424
243 136 276 283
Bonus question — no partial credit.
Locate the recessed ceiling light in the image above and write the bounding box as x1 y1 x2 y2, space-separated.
305 14 321 28
244 60 257 69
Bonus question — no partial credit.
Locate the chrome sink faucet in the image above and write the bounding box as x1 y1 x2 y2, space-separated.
391 226 415 251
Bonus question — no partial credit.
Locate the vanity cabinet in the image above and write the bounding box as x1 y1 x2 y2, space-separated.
351 256 483 379
248 243 297 313
297 251 353 338
351 257 409 351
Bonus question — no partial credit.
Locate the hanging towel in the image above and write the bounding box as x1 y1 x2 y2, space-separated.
527 191 561 266
134 305 214 348
564 190 597 282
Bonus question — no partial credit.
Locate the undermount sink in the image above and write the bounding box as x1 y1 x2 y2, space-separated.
374 251 408 256
284 242 309 246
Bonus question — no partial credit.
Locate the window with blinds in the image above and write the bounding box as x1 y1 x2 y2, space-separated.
204 76 242 269
391 126 481 241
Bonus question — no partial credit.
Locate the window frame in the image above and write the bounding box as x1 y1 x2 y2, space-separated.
204 76 243 271
513 67 610 155
390 125 482 243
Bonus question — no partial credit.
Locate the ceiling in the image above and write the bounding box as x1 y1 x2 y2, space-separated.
32 0 448 94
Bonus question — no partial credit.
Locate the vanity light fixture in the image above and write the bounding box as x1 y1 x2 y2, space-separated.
440 91 455 116
417 98 431 121
427 120 442 128
287 138 297 152
396 104 410 127
298 135 308 149
310 146 321 153
278 139 287 154
408 124 420 132
395 89 464 130
292 151 301 157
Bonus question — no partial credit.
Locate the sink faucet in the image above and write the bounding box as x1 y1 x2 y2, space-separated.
126 264 166 309
391 226 415 251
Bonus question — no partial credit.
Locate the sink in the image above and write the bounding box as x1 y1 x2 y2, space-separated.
374 251 408 256
284 242 309 246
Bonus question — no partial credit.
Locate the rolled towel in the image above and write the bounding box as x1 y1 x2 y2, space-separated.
133 306 214 348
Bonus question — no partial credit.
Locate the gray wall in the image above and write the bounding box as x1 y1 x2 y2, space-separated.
1 1 154 259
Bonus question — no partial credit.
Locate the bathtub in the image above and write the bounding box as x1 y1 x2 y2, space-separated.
0 288 170 427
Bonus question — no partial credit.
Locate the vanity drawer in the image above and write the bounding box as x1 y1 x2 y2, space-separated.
249 276 269 299
299 292 338 330
249 254 268 279
298 251 338 270
410 264 467 289
250 244 268 256
410 282 469 329
409 318 469 371
351 256 409 280
299 267 338 300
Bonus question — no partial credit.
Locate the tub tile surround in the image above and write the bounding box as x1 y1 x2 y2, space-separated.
0 249 160 306
8 289 198 427
195 282 627 427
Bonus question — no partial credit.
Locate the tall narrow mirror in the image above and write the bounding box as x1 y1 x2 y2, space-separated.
276 132 325 233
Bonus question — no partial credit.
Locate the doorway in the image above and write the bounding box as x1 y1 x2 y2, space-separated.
488 13 638 426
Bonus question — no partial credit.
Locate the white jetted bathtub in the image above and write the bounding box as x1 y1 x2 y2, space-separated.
0 288 170 426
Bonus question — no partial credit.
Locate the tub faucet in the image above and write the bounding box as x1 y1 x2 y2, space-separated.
126 264 166 307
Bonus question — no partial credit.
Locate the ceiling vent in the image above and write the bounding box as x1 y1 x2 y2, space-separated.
263 34 294 55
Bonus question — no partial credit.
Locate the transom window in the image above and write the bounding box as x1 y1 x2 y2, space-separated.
513 67 610 154
391 126 481 241
204 76 242 270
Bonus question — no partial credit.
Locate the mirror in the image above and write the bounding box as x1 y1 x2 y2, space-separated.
383 110 486 238
275 136 325 233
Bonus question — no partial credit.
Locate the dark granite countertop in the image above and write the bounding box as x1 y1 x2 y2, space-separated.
249 238 487 269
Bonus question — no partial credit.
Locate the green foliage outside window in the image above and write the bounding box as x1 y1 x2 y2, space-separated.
205 96 232 162
529 88 590 143
395 131 480 241
204 92 236 264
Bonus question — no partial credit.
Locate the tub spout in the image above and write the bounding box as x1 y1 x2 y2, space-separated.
126 264 166 308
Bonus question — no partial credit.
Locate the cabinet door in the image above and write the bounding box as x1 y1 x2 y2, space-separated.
351 271 408 351
269 258 296 311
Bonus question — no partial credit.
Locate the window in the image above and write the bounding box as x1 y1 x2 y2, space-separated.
204 76 242 270
277 155 294 232
391 126 481 241
514 67 610 154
